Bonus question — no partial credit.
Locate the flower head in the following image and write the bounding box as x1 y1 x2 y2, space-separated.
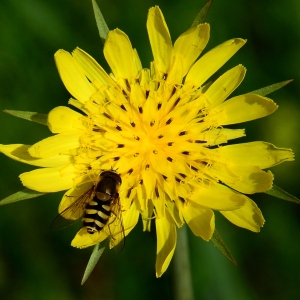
0 6 294 277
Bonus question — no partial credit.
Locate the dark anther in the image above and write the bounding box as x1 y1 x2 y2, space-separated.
139 107 143 114
167 157 173 162
150 120 155 126
126 188 132 198
116 125 122 131
178 196 185 203
166 118 172 125
179 131 187 136
195 140 207 144
191 165 198 172
131 122 136 127
113 157 120 161
173 98 180 107
157 103 162 110
134 136 140 141
175 177 181 183
162 175 167 180
182 151 189 155
127 168 133 175
179 173 186 178
146 90 150 99
120 104 127 111
158 135 163 139
155 187 159 198
103 112 112 119
168 142 173 146
145 164 150 169
117 144 125 148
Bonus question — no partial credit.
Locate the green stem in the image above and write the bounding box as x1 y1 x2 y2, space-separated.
173 225 194 300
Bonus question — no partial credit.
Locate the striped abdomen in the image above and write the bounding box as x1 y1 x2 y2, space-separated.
83 194 112 234
83 170 121 234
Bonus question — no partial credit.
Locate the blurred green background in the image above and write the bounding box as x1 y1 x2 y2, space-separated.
0 0 299 299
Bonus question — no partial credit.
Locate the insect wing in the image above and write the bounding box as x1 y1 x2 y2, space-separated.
51 188 94 231
108 196 125 252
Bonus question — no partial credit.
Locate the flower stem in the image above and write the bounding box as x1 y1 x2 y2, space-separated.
173 225 194 300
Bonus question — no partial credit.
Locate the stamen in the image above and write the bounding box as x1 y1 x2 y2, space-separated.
126 188 132 198
166 118 172 125
182 151 189 155
103 112 112 120
116 125 122 131
113 157 120 161
131 122 136 127
157 103 162 110
155 187 159 198
195 140 207 144
158 135 163 139
146 90 150 99
178 196 185 203
168 142 173 146
127 168 133 175
120 104 127 111
117 144 125 148
139 107 143 114
167 157 173 162
179 131 187 136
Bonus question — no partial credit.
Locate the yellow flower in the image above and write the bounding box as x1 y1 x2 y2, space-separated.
0 6 294 277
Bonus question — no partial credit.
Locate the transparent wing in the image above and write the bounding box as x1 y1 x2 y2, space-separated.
108 195 125 252
51 187 94 231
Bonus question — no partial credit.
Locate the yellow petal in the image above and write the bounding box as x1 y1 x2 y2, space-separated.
147 6 172 75
122 199 140 236
72 47 113 87
104 29 139 80
220 197 265 232
155 210 176 277
20 167 74 192
209 164 274 194
173 23 210 76
48 106 87 134
110 200 140 250
208 94 278 125
0 144 71 167
71 227 109 249
186 38 246 87
181 202 214 241
54 49 97 103
212 141 294 168
204 65 246 107
29 132 81 158
190 182 245 210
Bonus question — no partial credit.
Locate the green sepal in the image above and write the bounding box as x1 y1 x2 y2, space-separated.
92 0 109 45
81 243 105 285
0 188 45 206
210 229 237 266
191 0 213 27
249 79 293 97
265 184 300 204
4 110 48 126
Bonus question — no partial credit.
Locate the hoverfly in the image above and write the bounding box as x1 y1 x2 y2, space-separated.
52 170 125 251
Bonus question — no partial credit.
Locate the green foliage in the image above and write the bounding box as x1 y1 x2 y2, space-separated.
191 0 213 26
249 80 293 96
81 243 106 285
92 0 109 45
4 110 48 125
265 184 300 204
0 188 45 206
210 229 237 266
